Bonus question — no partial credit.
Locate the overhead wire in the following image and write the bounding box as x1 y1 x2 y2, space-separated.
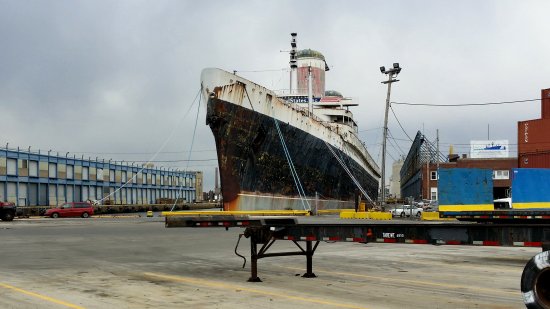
358 126 383 133
391 98 541 107
387 129 406 156
390 105 414 142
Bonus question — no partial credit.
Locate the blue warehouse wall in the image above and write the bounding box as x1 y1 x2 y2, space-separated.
0 147 198 206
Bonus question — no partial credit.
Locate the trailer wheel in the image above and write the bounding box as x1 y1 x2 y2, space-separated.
521 251 550 309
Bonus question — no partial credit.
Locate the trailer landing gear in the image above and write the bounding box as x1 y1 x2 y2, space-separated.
243 227 319 282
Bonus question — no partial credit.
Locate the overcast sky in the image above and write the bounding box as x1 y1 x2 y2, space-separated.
1 0 549 190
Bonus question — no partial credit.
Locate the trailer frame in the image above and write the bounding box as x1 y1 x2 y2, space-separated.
166 215 550 308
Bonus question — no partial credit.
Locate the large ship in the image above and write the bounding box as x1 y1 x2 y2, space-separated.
201 34 380 211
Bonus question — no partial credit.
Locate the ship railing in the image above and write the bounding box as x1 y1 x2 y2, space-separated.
276 96 371 147
277 96 330 128
347 130 380 172
274 88 310 96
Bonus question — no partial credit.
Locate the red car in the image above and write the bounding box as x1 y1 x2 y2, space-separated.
45 202 94 218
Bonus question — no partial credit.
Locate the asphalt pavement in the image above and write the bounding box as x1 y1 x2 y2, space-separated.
0 216 539 308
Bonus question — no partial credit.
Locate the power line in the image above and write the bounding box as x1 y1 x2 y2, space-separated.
392 98 541 107
390 106 414 141
386 149 397 162
358 127 383 133
387 129 407 155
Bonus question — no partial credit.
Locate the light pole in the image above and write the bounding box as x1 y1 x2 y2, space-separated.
380 63 402 206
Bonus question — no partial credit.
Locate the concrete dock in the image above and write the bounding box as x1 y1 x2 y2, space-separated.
0 216 537 308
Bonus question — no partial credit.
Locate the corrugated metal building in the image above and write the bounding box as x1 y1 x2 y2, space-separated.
518 88 550 168
0 147 201 206
400 131 446 200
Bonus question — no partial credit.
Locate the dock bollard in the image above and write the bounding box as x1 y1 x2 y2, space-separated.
147 210 153 217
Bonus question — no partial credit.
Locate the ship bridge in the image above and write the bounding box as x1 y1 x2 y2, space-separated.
313 91 358 132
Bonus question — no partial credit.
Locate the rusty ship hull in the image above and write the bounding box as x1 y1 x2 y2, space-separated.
202 68 380 211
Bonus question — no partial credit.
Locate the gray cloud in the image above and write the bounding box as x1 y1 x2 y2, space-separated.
1 0 549 189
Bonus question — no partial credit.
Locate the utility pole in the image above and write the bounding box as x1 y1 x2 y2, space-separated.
426 135 430 201
380 63 402 206
436 129 440 201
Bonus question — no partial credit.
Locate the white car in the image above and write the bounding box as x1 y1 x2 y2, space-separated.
391 205 423 218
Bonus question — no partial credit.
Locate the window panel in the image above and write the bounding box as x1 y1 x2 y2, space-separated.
48 163 57 178
7 159 17 175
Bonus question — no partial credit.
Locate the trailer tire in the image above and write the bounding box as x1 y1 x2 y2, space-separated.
521 251 550 309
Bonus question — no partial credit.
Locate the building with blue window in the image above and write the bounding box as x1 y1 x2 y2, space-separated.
0 147 202 206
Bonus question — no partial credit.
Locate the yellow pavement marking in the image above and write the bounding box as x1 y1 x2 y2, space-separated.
143 272 367 309
281 267 517 296
0 282 85 309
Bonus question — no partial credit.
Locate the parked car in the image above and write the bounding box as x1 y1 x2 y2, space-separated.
420 200 439 212
0 201 16 221
391 205 423 218
45 202 94 218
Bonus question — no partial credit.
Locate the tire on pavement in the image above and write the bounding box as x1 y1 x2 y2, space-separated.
521 250 550 309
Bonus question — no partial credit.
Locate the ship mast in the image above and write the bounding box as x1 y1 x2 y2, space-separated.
289 33 298 95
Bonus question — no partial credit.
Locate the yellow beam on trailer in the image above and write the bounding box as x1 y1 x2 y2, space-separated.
161 210 311 217
316 209 355 214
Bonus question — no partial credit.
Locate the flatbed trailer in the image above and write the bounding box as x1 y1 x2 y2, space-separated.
166 215 550 309
441 209 550 223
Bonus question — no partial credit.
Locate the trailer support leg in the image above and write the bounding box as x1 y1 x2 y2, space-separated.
248 239 262 282
302 241 319 278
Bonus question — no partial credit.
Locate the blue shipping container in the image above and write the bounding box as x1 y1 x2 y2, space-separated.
439 168 494 211
511 168 550 209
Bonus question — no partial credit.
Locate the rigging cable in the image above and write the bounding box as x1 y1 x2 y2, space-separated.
242 82 310 211
97 88 202 204
274 118 310 211
323 140 374 204
172 88 202 211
